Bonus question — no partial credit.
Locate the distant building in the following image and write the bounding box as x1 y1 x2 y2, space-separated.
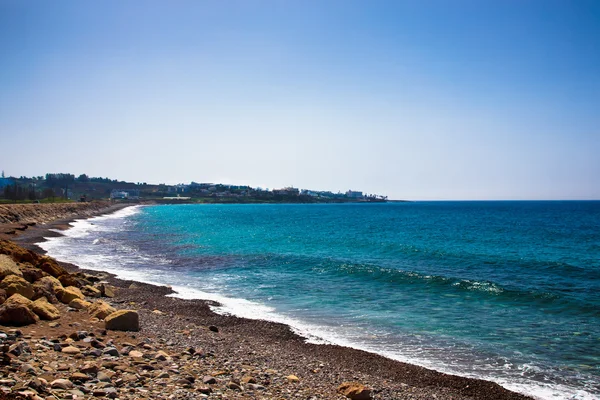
346 190 364 199
110 190 129 199
111 189 140 199
273 187 300 196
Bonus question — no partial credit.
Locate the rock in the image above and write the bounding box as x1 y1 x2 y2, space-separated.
202 376 217 384
21 363 37 375
0 254 23 279
31 297 60 320
0 288 6 305
90 339 106 349
0 293 39 326
68 298 91 309
103 347 120 357
20 266 45 284
105 310 139 331
62 346 81 355
56 286 84 304
226 381 241 390
32 276 62 304
58 274 80 288
69 372 90 382
98 283 116 298
128 350 143 358
337 382 372 400
247 383 266 390
88 300 116 320
152 309 163 315
38 257 68 278
154 350 170 361
27 378 46 392
81 285 102 298
241 375 257 384
0 275 34 299
80 363 99 374
97 371 112 382
208 325 219 333
287 374 300 383
50 378 74 390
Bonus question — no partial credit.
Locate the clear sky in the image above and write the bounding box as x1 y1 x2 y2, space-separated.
1 1 598 200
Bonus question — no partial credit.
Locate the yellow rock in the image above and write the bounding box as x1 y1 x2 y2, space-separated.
105 310 139 331
32 297 60 320
0 275 34 299
337 382 372 400
0 293 38 326
82 285 101 298
56 286 84 304
286 375 300 383
0 254 23 279
88 300 116 319
68 298 91 309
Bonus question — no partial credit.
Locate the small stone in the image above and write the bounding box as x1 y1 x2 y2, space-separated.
103 347 119 357
208 325 219 333
247 383 266 390
202 376 217 384
129 350 143 358
50 378 74 390
97 371 112 382
80 363 99 374
69 372 90 382
287 374 300 382
21 363 36 375
62 346 81 354
226 381 241 390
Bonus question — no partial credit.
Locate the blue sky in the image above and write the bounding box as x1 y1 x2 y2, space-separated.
1 1 598 200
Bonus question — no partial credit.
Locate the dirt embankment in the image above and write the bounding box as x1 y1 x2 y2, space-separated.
0 202 116 225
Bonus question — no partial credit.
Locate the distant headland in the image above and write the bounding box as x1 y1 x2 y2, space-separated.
0 172 389 204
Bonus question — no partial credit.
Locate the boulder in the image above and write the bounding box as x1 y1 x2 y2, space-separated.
81 285 102 298
0 293 39 326
105 310 139 331
88 300 116 320
32 276 62 304
0 275 35 299
337 382 372 400
68 298 91 309
0 254 23 280
38 256 68 278
98 283 116 298
56 286 84 304
32 297 60 320
0 240 37 264
58 274 81 288
20 265 45 283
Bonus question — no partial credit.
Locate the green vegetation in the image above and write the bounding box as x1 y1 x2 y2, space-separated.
0 172 388 204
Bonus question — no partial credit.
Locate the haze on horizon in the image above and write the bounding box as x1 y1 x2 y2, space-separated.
1 1 598 201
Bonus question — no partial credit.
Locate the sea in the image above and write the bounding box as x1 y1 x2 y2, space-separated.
38 201 600 399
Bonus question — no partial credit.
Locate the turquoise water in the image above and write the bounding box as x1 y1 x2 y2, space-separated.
40 202 600 399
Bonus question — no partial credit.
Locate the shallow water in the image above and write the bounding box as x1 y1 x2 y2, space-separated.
39 201 600 399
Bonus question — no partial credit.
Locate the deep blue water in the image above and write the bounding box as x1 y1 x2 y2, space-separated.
40 201 600 399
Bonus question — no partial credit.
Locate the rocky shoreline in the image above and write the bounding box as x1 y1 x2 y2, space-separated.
0 203 534 400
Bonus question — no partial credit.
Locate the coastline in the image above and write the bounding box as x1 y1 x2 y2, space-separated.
2 203 533 399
